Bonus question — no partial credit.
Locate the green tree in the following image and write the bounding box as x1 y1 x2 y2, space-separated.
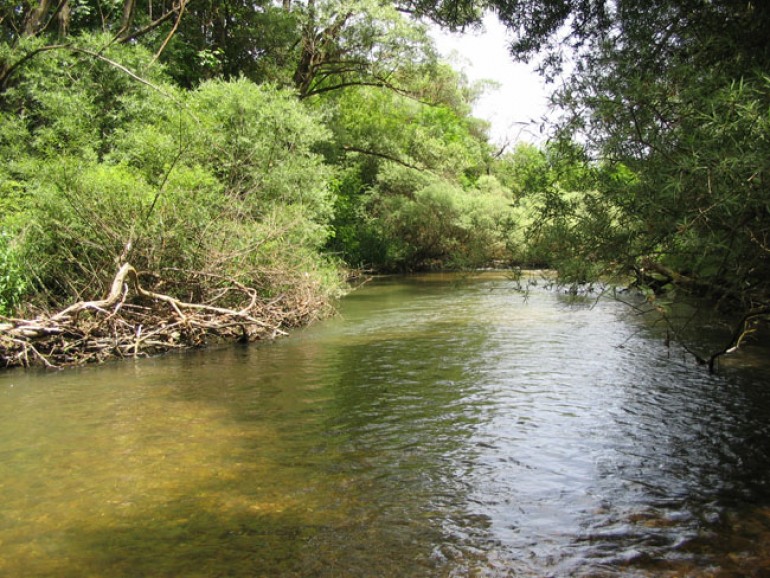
0 34 341 315
159 0 298 87
474 0 770 366
291 0 437 98
317 58 503 270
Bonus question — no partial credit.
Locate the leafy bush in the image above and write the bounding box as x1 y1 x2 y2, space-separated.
189 79 333 220
0 231 27 315
2 35 342 314
366 176 515 271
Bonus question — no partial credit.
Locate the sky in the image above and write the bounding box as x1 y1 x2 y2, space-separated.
429 13 552 146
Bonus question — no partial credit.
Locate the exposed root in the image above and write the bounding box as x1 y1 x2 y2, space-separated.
0 263 327 369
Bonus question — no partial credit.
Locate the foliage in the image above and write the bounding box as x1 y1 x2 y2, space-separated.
396 0 482 28
0 0 444 99
292 0 438 98
0 0 526 338
188 78 333 220
527 2 770 308
318 58 502 270
0 34 342 318
162 1 298 87
0 230 27 315
340 168 514 271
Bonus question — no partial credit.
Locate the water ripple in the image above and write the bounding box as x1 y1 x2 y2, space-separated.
1 274 769 576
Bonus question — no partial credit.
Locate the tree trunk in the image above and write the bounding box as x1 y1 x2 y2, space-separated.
293 0 317 96
23 0 53 36
112 0 136 39
57 0 70 37
120 0 137 33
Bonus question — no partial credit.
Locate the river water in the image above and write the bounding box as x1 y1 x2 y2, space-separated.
1 272 770 577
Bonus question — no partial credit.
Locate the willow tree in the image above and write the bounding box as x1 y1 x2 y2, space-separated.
430 0 770 368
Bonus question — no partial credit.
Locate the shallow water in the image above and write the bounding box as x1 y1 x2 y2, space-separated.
1 273 770 577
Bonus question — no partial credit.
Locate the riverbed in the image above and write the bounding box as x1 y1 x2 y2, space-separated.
1 272 769 576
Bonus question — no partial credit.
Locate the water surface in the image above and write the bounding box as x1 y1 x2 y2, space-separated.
1 273 770 577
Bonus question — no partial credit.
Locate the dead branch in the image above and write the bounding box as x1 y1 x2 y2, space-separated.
706 304 770 372
0 263 298 369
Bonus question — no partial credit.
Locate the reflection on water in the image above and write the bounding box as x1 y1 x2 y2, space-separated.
1 273 770 577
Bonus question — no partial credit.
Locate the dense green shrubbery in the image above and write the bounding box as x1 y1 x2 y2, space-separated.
0 31 596 317
2 12 557 321
327 158 519 272
0 20 587 325
0 26 539 327
320 78 518 271
368 176 515 271
0 231 26 315
0 35 342 315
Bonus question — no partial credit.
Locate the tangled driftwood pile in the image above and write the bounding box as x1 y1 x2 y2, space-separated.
0 263 322 369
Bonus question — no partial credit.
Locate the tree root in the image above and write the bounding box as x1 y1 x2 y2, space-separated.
0 263 300 369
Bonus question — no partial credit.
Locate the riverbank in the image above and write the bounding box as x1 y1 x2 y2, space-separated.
0 263 340 369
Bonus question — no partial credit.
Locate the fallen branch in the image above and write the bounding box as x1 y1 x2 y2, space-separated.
0 263 296 369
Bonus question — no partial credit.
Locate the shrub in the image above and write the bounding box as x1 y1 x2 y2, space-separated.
0 231 27 315
3 36 342 315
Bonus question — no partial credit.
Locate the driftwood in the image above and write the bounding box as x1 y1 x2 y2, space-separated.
0 263 302 369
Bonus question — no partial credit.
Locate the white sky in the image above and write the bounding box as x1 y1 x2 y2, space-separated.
429 13 552 146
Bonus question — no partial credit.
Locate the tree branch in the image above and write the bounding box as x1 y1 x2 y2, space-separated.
116 5 179 44
707 305 770 372
0 43 70 93
152 0 187 63
341 145 425 172
0 263 290 368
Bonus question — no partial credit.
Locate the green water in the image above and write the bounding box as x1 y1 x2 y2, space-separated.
2 273 770 577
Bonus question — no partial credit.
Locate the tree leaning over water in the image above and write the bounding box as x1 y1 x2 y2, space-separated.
441 0 770 368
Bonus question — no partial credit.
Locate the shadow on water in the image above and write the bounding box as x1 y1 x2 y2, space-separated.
0 354 329 576
2 273 770 577
0 278 499 577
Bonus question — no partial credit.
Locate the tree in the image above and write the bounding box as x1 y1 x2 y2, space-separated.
467 0 770 367
0 0 195 98
289 0 438 98
4 0 190 43
315 59 502 270
153 0 299 87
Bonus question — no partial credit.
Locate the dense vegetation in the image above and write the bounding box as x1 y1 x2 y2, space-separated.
487 0 770 368
1 0 768 368
0 0 548 365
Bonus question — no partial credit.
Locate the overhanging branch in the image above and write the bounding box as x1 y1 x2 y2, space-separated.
341 145 425 172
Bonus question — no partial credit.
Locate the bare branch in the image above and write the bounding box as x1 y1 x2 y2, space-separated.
341 145 425 172
152 0 187 63
0 263 296 368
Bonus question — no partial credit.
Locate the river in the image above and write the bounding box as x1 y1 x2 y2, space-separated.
1 272 769 577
